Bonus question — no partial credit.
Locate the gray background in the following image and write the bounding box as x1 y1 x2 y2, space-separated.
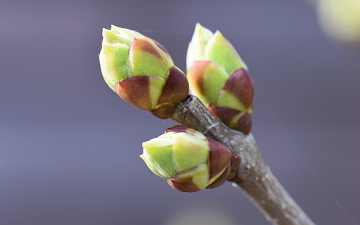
1 0 359 224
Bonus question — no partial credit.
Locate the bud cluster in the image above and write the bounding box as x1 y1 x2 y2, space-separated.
99 24 247 192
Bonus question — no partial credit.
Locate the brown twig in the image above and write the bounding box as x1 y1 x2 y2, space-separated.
171 95 315 225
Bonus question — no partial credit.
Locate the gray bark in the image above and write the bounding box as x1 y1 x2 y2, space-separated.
171 95 315 225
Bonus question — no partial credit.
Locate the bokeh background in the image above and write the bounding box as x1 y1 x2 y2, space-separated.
1 0 359 224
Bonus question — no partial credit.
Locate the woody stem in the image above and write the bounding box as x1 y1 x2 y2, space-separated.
171 95 315 225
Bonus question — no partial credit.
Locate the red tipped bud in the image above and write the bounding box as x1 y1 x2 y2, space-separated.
140 125 240 192
186 24 254 134
100 25 189 119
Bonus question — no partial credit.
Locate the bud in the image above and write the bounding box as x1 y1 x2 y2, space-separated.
99 25 189 119
317 0 360 46
186 23 254 134
140 125 239 192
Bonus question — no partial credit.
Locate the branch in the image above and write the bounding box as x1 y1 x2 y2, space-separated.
171 95 315 225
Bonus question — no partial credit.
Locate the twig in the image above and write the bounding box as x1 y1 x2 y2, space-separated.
171 95 315 225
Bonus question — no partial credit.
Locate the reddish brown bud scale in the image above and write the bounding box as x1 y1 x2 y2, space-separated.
207 105 252 134
233 113 252 135
207 105 241 125
157 66 189 107
206 137 232 180
151 104 176 119
151 39 171 58
228 155 241 181
115 76 152 110
131 37 163 59
151 66 189 118
168 176 201 192
166 125 203 139
223 68 254 109
187 60 211 95
206 166 230 189
166 124 189 133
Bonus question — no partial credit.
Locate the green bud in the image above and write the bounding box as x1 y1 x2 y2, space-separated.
140 125 238 192
99 25 189 119
186 23 254 134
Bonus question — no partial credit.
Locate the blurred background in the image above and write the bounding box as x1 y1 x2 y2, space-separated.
1 0 359 224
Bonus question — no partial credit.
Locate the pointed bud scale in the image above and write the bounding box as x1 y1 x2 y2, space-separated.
186 23 254 134
99 25 189 119
140 125 240 192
